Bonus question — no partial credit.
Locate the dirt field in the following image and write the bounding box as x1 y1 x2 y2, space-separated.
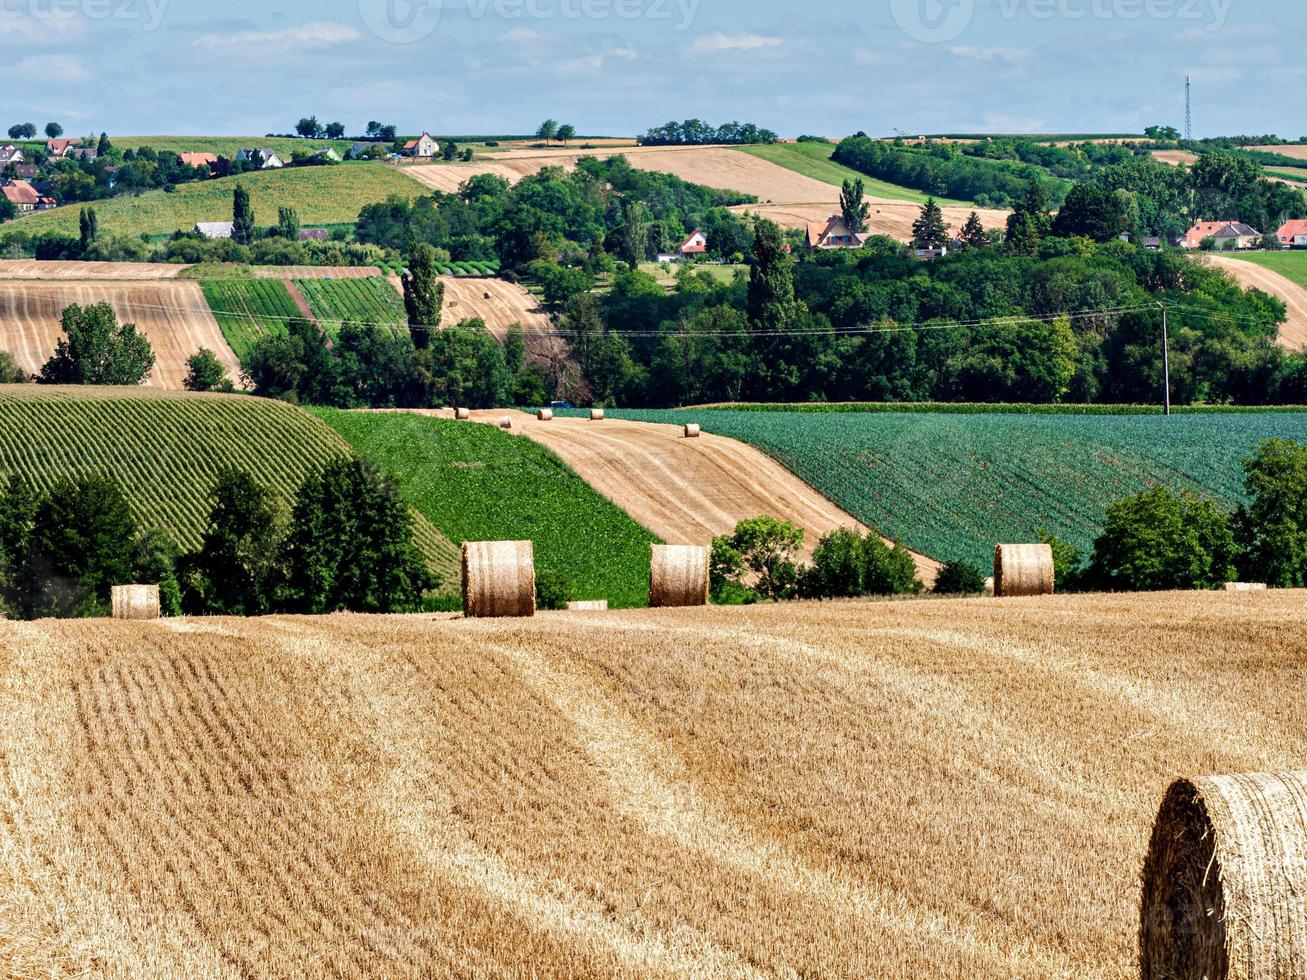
0 281 241 387
0 260 187 281
1151 150 1199 167
2 591 1304 977
1246 144 1307 159
452 411 938 581
1207 255 1307 350
729 201 1011 241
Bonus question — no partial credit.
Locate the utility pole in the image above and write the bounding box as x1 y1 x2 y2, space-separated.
1158 302 1172 416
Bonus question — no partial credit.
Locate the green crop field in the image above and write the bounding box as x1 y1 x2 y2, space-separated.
313 410 661 608
0 386 460 593
18 163 419 238
111 136 357 157
293 277 407 337
737 142 971 205
580 408 1307 569
199 279 301 361
1224 249 1307 289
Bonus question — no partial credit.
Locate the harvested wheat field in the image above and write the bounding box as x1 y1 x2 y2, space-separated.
404 161 542 194
730 200 1011 244
0 281 241 388
450 411 937 581
1 591 1305 977
0 260 187 281
1208 256 1307 350
1151 150 1200 167
1246 144 1307 159
251 265 385 280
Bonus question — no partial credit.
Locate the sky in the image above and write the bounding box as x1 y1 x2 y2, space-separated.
0 0 1300 139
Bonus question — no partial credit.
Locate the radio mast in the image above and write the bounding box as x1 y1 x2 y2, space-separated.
1185 76 1192 141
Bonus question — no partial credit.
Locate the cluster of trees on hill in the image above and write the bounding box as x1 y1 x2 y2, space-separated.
0 462 435 620
639 120 779 146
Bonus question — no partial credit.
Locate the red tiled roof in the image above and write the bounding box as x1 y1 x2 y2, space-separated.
1277 219 1307 242
179 152 217 168
678 230 707 254
1 180 41 206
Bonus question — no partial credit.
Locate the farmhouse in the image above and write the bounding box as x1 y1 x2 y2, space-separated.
195 221 235 239
179 152 218 170
678 229 708 259
45 138 77 157
1 179 54 213
0 145 24 165
806 215 872 251
1276 219 1307 248
236 148 285 169
1178 220 1261 250
403 133 439 159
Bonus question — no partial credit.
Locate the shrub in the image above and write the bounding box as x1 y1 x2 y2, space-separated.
535 569 572 610
0 351 27 383
803 528 923 599
1085 486 1237 591
1235 439 1307 587
710 515 803 602
1038 527 1084 591
933 559 986 595
184 348 234 393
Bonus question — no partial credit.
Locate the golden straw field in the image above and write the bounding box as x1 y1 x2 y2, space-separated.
1 591 1305 977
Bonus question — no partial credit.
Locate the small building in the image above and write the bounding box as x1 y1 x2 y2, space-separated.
678 229 708 259
0 145 25 165
655 252 679 263
1179 220 1261 250
179 152 218 170
402 132 439 159
45 138 77 157
299 229 329 241
10 164 38 179
66 147 97 162
348 141 386 160
236 148 284 169
315 148 342 163
806 214 872 251
1141 236 1162 250
1276 219 1307 248
0 179 53 213
914 246 948 261
195 221 235 239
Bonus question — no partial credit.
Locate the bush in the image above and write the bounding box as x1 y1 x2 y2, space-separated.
1085 486 1237 591
710 515 803 603
1235 439 1307 587
535 569 572 610
802 527 923 599
933 559 986 595
0 350 27 383
1038 527 1084 591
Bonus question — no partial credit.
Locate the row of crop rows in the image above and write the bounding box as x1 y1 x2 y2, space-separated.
198 280 302 363
292 277 406 339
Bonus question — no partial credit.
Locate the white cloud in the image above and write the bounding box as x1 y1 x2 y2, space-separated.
689 32 782 55
948 45 1030 63
193 22 360 50
9 54 92 82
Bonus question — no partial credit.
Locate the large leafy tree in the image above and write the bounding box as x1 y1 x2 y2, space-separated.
536 119 559 144
402 243 444 348
840 178 870 234
1052 183 1129 242
283 458 435 614
747 219 799 334
1235 439 1307 587
39 303 155 386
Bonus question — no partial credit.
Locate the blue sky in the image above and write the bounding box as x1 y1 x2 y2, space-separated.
1 0 1298 138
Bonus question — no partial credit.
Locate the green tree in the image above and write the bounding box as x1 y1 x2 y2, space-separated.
1086 486 1237 591
79 206 98 252
911 197 950 249
295 116 321 139
957 211 988 248
184 348 234 393
933 559 986 595
96 132 111 155
0 198 16 224
1005 180 1052 255
44 122 62 139
325 121 345 140
283 458 435 613
7 123 36 139
0 351 26 383
232 184 255 245
536 119 559 144
0 475 37 618
840 177 871 234
442 139 458 161
1051 183 1129 242
618 198 650 268
1038 527 1084 590
747 219 799 334
402 244 445 349
802 527 922 598
244 332 305 400
709 515 803 602
39 303 155 386
557 124 576 146
1235 439 1307 587
177 469 285 616
277 206 301 240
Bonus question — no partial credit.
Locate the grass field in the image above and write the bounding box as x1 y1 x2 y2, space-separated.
16 163 419 238
738 142 971 204
198 278 301 361
587 408 1307 568
313 410 661 608
111 136 357 157
1 591 1303 976
1222 249 1307 288
293 277 407 336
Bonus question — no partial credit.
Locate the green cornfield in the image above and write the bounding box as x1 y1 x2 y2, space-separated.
292 277 407 337
198 279 302 362
587 408 1307 568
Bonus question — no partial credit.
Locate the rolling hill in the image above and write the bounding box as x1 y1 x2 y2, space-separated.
2 591 1303 976
1211 253 1307 349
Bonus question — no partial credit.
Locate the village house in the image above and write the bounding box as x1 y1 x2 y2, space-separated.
236 148 285 169
66 147 97 162
45 138 77 157
1 179 55 213
9 164 38 180
1178 220 1261 250
1276 219 1307 248
299 229 329 241
402 132 439 159
179 152 218 170
195 221 235 239
315 148 342 163
806 214 872 251
0 145 25 166
678 230 708 260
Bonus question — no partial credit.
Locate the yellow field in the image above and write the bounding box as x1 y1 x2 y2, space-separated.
2 591 1304 977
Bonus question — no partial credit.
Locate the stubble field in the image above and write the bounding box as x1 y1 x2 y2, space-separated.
1 591 1304 977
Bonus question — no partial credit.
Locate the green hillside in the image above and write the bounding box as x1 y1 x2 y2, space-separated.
111 136 357 157
0 387 460 589
20 163 419 238
313 410 661 608
582 408 1307 568
294 277 407 336
738 142 970 205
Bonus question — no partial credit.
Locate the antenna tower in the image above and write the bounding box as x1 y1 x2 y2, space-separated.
1185 76 1192 141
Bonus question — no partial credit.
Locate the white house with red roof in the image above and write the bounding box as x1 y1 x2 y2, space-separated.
1178 220 1261 250
806 214 871 251
1275 219 1307 248
403 133 439 159
45 138 77 157
678 229 708 259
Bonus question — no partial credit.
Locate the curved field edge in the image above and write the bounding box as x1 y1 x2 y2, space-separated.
310 409 662 608
0 387 458 587
577 408 1307 568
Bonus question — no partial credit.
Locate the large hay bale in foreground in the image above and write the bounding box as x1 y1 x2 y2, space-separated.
537 408 554 421
993 543 1054 597
1140 772 1307 979
590 408 605 421
1224 582 1269 593
566 600 609 611
461 541 536 618
649 545 709 608
111 585 160 621
454 407 471 421
684 423 701 439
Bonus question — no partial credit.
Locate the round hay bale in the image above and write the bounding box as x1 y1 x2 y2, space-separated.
1140 772 1307 979
111 584 160 621
993 543 1054 597
684 423 701 439
566 600 609 611
461 541 535 618
498 416 513 430
454 407 471 421
537 408 555 421
590 408 606 421
1224 582 1269 592
649 544 709 608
